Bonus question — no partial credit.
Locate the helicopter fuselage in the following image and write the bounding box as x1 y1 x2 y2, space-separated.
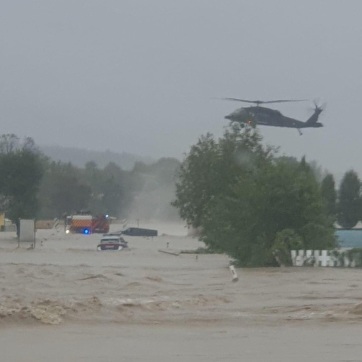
225 106 323 129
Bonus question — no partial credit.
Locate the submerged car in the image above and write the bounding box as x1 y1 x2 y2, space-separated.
97 235 128 251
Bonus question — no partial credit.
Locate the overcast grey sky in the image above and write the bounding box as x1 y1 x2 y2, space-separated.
1 1 362 177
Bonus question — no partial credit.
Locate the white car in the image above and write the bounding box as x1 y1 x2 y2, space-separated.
97 235 128 251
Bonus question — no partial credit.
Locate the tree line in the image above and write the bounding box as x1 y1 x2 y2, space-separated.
0 134 180 223
1 130 362 266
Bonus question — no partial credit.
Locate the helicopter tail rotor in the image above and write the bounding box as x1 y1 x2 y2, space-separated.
305 99 325 126
310 100 326 115
307 99 326 114
316 101 326 112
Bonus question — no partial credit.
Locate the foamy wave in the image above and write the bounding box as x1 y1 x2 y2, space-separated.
0 294 229 325
0 299 67 325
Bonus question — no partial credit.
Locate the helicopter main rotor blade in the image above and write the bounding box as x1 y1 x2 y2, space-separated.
223 98 266 105
223 98 307 105
262 99 308 104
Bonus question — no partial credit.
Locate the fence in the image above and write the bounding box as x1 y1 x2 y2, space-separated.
291 249 360 267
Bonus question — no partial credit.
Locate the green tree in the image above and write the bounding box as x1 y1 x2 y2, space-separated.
173 127 271 228
0 134 44 223
38 161 91 217
83 161 109 215
83 161 133 217
39 159 139 219
173 126 335 266
172 133 221 228
100 162 125 216
320 173 337 220
337 170 361 229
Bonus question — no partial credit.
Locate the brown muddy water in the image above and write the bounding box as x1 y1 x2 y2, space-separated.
1 222 362 361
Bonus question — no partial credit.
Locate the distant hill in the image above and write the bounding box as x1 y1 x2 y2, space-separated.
40 145 154 170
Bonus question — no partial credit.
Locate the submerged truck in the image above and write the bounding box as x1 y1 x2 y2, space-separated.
66 214 110 234
121 227 158 237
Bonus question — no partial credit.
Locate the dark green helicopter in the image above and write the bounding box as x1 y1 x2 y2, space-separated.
224 98 324 135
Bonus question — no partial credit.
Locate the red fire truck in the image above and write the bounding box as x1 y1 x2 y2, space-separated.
66 214 110 234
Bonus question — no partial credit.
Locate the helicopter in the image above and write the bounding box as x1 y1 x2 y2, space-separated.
224 98 324 135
